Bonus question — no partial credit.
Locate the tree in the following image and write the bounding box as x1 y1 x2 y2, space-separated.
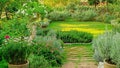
0 0 38 19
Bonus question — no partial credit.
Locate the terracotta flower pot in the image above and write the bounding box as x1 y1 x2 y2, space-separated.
104 60 116 68
8 61 29 68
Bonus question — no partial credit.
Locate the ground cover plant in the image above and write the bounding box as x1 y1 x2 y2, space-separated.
47 21 112 36
56 31 93 43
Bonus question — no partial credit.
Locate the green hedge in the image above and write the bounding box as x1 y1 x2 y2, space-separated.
56 31 93 43
73 10 97 21
46 10 69 21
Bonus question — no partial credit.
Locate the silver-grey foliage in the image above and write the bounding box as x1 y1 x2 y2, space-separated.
93 31 120 68
93 31 113 62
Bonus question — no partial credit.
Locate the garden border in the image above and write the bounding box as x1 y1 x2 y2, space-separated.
64 42 92 45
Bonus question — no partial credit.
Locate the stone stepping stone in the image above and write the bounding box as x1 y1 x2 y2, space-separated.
62 62 76 68
68 58 80 61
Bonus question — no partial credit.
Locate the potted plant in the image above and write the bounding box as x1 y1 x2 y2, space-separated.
2 39 31 68
93 32 120 68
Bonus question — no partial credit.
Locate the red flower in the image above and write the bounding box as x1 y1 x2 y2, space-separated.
5 35 10 39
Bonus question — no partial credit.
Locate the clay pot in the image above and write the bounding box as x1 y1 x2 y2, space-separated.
8 61 29 68
104 60 116 68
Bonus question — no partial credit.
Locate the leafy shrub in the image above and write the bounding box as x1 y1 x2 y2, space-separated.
36 28 57 38
93 32 113 62
76 6 94 12
96 6 106 14
46 10 69 21
0 47 2 61
56 31 93 43
73 10 97 21
110 33 120 68
2 39 31 64
66 2 76 11
0 31 5 46
0 60 8 68
93 32 120 67
29 55 51 68
111 18 120 33
1 18 30 38
103 13 116 23
32 36 64 67
36 28 50 36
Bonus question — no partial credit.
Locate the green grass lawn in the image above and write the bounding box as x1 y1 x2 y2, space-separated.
48 21 112 36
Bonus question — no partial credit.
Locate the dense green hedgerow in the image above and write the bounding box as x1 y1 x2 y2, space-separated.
73 10 97 21
56 31 93 43
46 10 69 21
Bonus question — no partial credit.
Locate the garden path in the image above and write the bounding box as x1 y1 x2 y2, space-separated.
62 44 97 68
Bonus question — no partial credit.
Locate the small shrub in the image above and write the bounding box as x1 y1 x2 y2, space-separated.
36 28 50 36
0 48 2 61
46 10 69 21
92 32 113 62
56 31 93 43
76 6 94 12
103 13 116 23
110 33 120 68
0 31 5 46
96 6 106 14
36 28 57 37
73 10 97 21
32 36 64 67
66 3 76 10
29 55 51 68
111 18 120 33
2 39 31 64
93 31 120 68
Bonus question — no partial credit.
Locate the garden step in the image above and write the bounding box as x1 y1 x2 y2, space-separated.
80 59 96 62
62 62 75 68
80 57 96 63
77 65 97 68
82 54 92 57
68 58 80 61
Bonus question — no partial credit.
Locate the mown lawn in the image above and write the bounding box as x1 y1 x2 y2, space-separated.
48 21 112 36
